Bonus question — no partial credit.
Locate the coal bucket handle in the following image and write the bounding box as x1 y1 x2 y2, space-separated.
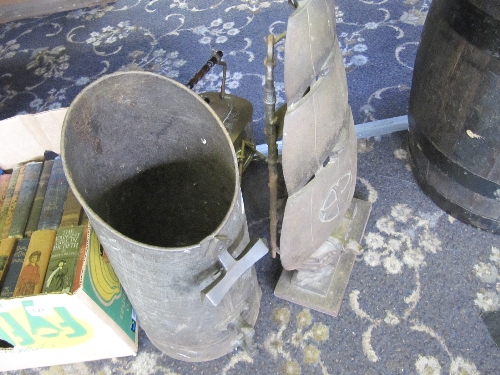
201 238 268 306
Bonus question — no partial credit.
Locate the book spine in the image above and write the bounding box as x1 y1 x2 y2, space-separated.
0 237 17 287
80 209 89 226
24 160 54 236
0 167 21 238
0 174 12 208
36 157 69 230
0 165 26 239
59 188 82 228
71 223 90 293
8 162 43 238
13 229 56 297
0 237 30 298
42 225 85 294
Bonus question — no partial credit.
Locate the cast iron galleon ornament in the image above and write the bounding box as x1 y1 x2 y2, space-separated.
269 0 372 316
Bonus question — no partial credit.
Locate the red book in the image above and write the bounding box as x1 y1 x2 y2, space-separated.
71 223 90 293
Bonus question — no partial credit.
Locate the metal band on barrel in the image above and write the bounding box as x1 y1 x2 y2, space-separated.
444 0 500 58
408 114 500 201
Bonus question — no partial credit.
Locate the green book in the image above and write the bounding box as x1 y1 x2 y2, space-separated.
80 210 89 226
0 237 30 298
42 225 85 294
0 165 26 239
59 188 82 228
8 162 43 238
36 157 69 230
0 174 12 208
24 160 54 236
0 169 20 237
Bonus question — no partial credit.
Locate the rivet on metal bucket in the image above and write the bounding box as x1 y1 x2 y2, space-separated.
61 71 266 361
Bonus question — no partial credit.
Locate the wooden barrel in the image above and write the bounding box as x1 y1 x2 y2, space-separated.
408 0 500 232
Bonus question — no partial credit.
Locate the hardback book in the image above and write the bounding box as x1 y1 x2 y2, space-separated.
0 237 17 288
80 210 89 226
0 174 12 208
24 160 54 236
0 167 21 238
36 157 69 230
42 225 85 294
59 188 82 228
0 237 30 298
8 162 43 238
13 229 56 297
0 164 26 239
71 223 90 293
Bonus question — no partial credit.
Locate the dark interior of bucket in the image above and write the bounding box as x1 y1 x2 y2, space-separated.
63 72 236 248
98 157 234 247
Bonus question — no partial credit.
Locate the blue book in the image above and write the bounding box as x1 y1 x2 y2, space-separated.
24 160 54 236
36 157 69 230
8 162 43 238
0 237 30 298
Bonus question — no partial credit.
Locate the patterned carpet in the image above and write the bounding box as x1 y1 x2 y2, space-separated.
0 0 427 143
2 0 500 374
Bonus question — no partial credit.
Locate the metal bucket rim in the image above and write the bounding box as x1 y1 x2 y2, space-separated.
61 70 240 252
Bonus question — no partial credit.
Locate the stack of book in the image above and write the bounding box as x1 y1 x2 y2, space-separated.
0 110 138 372
0 155 89 299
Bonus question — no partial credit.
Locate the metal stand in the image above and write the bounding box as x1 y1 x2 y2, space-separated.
274 198 371 317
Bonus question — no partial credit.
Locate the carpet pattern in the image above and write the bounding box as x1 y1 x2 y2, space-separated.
2 0 500 374
6 131 500 374
1 0 428 144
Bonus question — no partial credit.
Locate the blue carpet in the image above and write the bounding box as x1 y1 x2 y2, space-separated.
0 0 427 144
3 1 500 374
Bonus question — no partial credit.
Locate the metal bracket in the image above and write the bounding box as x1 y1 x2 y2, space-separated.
201 238 268 306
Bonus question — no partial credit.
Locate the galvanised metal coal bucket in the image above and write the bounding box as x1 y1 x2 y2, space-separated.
61 71 266 361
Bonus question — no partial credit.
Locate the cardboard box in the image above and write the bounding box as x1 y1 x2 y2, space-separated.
0 109 138 371
0 0 116 24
